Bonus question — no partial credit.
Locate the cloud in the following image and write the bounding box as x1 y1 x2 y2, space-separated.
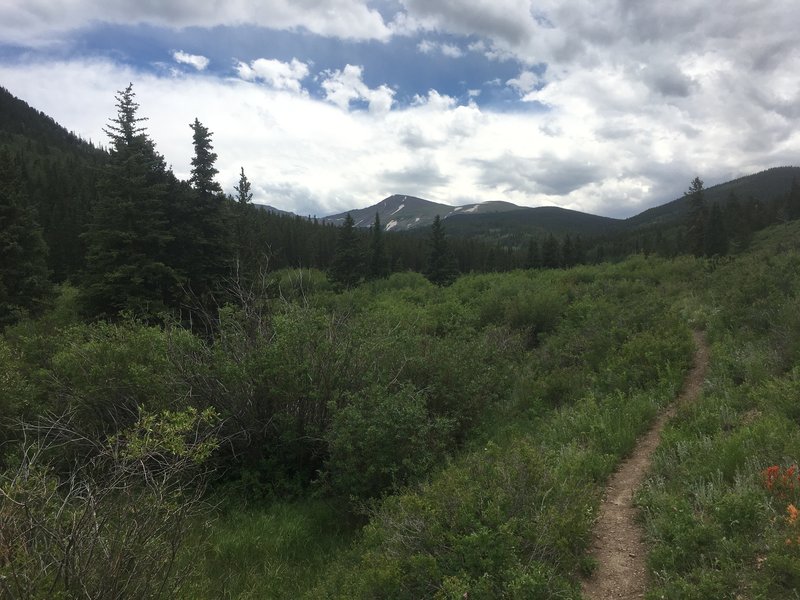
399 0 537 47
235 58 310 93
507 70 540 94
417 39 464 58
381 158 451 194
2 0 800 225
320 65 395 114
172 50 209 71
640 63 695 98
0 0 392 45
474 153 603 196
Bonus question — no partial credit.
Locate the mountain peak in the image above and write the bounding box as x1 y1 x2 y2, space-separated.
324 195 522 231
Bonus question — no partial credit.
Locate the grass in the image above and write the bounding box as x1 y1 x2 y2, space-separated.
181 498 359 599
637 222 800 599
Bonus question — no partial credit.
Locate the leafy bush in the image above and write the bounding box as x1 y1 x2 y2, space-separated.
0 408 219 600
326 384 454 499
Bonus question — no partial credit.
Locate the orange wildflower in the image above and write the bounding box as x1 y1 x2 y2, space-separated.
789 504 799 525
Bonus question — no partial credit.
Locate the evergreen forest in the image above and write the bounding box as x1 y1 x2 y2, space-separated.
1 84 800 599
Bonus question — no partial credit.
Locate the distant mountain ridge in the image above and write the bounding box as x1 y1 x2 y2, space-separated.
625 166 800 228
3 86 798 247
322 167 800 240
323 195 522 231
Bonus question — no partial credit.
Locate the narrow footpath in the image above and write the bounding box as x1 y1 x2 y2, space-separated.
581 331 709 599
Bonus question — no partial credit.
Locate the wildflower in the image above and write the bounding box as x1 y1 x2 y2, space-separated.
789 504 799 525
763 465 780 491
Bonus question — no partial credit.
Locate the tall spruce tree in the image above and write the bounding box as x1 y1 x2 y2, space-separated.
81 84 177 319
787 177 800 221
541 234 560 269
169 118 232 308
705 201 728 256
330 213 363 288
189 119 222 198
0 151 51 325
368 212 390 280
234 167 253 204
685 176 706 258
526 238 540 269
424 215 458 286
561 234 576 267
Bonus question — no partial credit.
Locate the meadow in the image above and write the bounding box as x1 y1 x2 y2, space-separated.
2 222 799 599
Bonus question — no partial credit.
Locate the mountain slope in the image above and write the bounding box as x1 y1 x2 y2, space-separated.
0 86 108 280
627 166 800 228
445 206 622 242
324 195 522 231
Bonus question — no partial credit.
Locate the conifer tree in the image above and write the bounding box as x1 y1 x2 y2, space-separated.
723 192 752 252
705 201 728 256
685 176 706 258
526 238 540 269
330 213 363 288
787 177 800 221
81 84 177 319
234 167 253 204
561 234 575 267
574 235 586 265
189 119 222 198
368 212 390 280
170 118 232 308
0 151 51 325
424 215 458 286
541 234 560 269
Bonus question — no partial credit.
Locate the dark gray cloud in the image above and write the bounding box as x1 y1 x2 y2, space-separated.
474 153 603 196
642 64 694 98
400 0 535 46
381 160 450 191
256 181 327 217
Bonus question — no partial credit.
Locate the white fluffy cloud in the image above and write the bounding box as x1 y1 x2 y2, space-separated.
506 70 540 94
173 51 209 71
2 52 799 219
417 40 464 58
320 65 395 114
1 0 799 218
236 58 310 93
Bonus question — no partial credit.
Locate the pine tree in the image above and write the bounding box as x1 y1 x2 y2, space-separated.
189 119 222 198
81 84 177 319
574 235 586 265
525 238 540 269
330 213 363 288
368 212 390 280
424 215 458 286
685 176 706 258
787 177 800 221
187 119 230 294
705 202 728 257
541 234 560 269
0 151 51 325
234 167 253 204
561 234 575 267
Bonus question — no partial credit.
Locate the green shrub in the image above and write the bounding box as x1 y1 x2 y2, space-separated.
326 384 454 499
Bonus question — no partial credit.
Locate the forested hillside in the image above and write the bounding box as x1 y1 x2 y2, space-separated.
4 84 799 329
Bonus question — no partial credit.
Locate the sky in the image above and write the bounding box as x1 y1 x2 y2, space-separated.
0 1 798 218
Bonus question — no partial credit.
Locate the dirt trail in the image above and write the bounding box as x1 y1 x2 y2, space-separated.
581 331 709 600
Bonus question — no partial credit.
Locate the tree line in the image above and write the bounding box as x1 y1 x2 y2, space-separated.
3 83 800 326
